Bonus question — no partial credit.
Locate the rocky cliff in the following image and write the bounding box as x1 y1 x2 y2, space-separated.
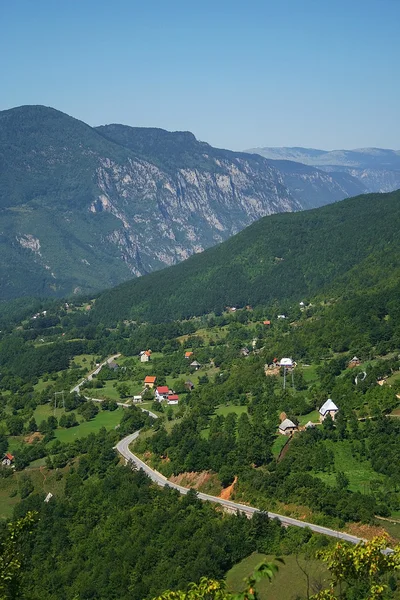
0 106 366 299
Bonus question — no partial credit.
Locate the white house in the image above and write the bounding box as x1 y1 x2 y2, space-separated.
140 350 151 362
279 418 297 436
167 394 179 405
279 358 294 368
319 399 339 422
277 314 286 319
155 386 170 401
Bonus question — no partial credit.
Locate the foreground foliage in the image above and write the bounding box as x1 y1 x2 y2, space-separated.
153 537 400 600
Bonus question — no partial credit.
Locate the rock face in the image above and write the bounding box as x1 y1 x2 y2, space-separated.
0 106 367 299
245 146 400 193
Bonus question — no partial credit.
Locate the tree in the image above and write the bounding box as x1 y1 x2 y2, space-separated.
27 418 37 433
335 471 349 491
78 401 99 421
312 536 400 599
117 383 131 399
152 560 280 599
6 416 24 437
0 511 38 599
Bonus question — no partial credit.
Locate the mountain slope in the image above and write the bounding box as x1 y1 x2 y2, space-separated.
92 190 400 324
0 106 301 299
245 146 400 193
0 106 374 300
97 124 367 209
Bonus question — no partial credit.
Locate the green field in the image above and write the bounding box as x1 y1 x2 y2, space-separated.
298 410 320 426
70 353 97 370
315 439 381 493
0 466 67 519
272 434 289 457
226 552 330 600
33 402 124 443
54 408 123 442
33 403 66 422
215 404 248 418
302 364 318 383
85 379 143 400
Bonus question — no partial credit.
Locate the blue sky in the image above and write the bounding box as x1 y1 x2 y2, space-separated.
1 0 399 150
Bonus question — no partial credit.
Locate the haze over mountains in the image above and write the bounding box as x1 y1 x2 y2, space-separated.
245 146 400 193
0 105 369 300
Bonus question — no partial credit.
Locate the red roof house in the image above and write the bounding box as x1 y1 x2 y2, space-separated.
167 394 179 404
144 376 157 388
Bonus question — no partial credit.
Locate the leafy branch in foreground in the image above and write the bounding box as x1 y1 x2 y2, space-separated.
312 536 400 600
152 560 281 599
0 511 38 600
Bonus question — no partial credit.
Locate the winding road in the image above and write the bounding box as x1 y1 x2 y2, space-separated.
116 429 366 546
71 355 373 547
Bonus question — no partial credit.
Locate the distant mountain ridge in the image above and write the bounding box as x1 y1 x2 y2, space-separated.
245 146 400 193
0 105 370 299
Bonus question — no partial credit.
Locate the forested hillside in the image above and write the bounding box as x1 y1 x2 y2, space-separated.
93 189 400 324
0 105 371 300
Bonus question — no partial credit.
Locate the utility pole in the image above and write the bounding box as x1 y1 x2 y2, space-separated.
54 391 65 415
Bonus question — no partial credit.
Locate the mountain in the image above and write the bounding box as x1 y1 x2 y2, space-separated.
245 146 400 193
0 105 368 300
92 189 400 324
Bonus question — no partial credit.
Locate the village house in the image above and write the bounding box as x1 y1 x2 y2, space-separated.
348 356 361 368
185 380 194 391
132 395 143 403
279 357 295 368
263 320 271 326
185 351 194 359
2 453 14 466
144 376 157 388
107 359 119 371
277 314 286 319
319 399 339 421
140 350 152 363
167 394 179 405
190 360 201 370
240 347 250 357
155 386 170 401
279 419 297 436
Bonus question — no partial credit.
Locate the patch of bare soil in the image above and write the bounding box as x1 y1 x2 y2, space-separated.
346 522 394 544
169 471 221 494
24 432 44 444
220 476 237 500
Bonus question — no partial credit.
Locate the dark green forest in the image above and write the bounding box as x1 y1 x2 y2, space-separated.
93 189 400 324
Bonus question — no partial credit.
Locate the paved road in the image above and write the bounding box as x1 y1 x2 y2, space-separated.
70 353 121 394
115 430 365 545
73 356 389 549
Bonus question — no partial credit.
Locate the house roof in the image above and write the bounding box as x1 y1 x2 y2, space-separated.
279 358 293 367
319 399 339 415
168 395 179 401
279 418 296 430
5 453 14 461
190 361 201 366
145 350 151 356
144 376 156 384
156 386 169 394
305 421 315 428
350 356 360 362
185 351 193 357
263 320 271 325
